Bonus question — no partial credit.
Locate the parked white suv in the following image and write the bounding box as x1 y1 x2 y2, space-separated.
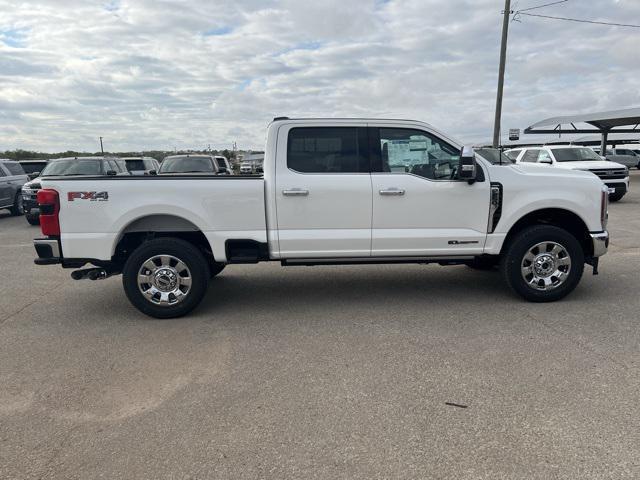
505 146 629 202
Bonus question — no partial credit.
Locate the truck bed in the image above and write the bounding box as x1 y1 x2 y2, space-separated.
40 175 267 262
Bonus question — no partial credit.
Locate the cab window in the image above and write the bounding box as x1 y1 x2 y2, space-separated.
287 127 368 173
538 150 552 162
4 162 25 176
504 150 521 161
521 149 539 163
378 128 460 180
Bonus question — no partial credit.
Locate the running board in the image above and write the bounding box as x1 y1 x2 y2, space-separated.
281 256 474 267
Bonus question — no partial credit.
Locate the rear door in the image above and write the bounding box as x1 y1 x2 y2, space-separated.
274 124 372 258
370 126 490 256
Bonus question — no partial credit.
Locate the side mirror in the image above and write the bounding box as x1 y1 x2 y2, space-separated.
29 172 40 180
458 146 477 184
106 170 117 176
148 169 157 176
217 166 228 174
539 158 553 165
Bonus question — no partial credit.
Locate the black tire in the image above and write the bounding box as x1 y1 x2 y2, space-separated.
465 256 499 271
122 237 210 318
609 192 625 202
501 225 584 303
26 214 40 226
209 262 225 278
9 193 24 216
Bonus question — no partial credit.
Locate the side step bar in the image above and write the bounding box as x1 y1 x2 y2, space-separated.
281 256 474 267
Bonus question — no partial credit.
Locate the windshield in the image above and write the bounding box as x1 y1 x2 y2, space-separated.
41 159 103 176
475 148 514 165
159 156 214 173
551 148 602 162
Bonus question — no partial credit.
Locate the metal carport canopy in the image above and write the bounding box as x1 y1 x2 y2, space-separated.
524 107 640 134
524 107 640 151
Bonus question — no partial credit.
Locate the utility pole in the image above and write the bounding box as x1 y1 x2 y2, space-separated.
99 136 104 154
493 0 512 148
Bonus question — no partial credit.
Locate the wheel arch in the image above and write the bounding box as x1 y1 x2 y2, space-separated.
112 214 216 268
501 208 593 258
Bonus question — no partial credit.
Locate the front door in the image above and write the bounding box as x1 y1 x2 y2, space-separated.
274 125 372 258
370 127 490 256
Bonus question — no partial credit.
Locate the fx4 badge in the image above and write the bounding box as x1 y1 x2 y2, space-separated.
68 191 109 202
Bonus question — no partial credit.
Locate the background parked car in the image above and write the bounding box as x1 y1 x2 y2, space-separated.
0 159 28 216
239 161 254 174
18 159 50 180
593 147 640 169
159 155 225 175
121 156 160 175
505 145 629 202
21 156 129 225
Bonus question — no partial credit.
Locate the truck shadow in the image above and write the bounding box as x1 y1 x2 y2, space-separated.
198 265 512 318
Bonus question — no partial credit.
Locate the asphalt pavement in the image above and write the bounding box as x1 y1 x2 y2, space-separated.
1 172 639 479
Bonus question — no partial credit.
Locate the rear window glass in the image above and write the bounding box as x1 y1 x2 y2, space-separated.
159 156 215 173
20 162 47 174
41 159 104 176
125 160 146 171
4 162 25 176
287 127 368 173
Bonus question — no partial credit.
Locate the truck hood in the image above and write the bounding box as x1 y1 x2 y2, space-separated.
551 160 626 170
509 163 596 179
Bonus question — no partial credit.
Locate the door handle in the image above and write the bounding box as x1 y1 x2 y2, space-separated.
379 188 405 196
282 188 309 197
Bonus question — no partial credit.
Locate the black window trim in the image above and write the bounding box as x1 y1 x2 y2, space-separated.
286 126 371 175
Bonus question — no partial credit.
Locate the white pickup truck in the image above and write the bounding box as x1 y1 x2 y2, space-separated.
33 118 610 318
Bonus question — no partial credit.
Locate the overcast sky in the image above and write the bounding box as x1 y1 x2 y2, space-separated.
1 0 639 152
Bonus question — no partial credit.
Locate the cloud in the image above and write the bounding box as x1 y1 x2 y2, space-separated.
0 0 639 152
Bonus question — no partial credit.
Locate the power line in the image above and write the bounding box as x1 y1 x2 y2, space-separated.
518 0 568 13
518 12 640 28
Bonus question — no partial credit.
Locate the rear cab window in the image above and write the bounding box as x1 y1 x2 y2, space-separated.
287 127 369 173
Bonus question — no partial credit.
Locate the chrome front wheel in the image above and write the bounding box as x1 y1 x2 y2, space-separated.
502 225 584 303
520 241 572 291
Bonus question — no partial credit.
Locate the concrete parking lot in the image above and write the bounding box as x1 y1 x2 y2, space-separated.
1 172 639 479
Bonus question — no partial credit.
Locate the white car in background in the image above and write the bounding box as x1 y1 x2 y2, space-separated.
505 145 630 202
239 161 254 174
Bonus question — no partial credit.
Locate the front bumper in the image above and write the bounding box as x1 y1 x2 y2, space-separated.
590 231 609 258
34 238 61 265
605 182 628 195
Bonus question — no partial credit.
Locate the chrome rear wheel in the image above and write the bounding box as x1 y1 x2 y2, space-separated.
137 255 192 306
